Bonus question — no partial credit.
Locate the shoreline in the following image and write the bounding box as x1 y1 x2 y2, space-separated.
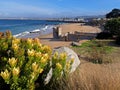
14 25 54 38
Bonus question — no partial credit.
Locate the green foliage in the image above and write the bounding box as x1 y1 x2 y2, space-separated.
52 52 73 80
96 32 112 39
105 18 120 36
0 31 73 90
104 18 120 44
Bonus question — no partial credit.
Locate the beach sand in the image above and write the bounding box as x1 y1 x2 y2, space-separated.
39 23 101 49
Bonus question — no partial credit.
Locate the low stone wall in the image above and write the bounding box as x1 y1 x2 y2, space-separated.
68 34 79 41
53 27 98 41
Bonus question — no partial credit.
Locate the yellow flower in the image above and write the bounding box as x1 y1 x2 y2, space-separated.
54 52 58 57
12 44 19 50
12 67 20 76
31 72 36 80
39 68 43 74
35 52 42 57
27 38 33 44
38 43 42 47
12 38 20 45
27 49 35 56
56 63 62 70
53 52 58 59
70 58 74 64
34 38 40 44
8 57 17 67
0 69 10 80
66 63 70 70
32 62 38 72
43 53 49 59
60 53 66 60
40 57 47 63
41 45 51 52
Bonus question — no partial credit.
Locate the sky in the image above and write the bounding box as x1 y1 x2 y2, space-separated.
0 0 120 18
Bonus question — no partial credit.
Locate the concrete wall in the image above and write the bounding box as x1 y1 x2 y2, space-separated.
53 27 62 39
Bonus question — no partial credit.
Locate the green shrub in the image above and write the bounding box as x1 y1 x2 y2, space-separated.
105 18 120 37
96 32 112 39
0 31 73 90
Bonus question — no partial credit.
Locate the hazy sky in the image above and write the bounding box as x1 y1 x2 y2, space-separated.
0 0 120 18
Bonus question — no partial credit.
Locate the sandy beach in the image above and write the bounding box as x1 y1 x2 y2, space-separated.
39 23 101 49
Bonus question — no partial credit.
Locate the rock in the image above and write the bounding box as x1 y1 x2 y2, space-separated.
53 47 80 72
71 41 81 47
44 47 80 84
44 68 53 84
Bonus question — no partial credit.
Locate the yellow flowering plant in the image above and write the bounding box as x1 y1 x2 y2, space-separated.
51 52 73 81
0 31 73 90
0 31 51 90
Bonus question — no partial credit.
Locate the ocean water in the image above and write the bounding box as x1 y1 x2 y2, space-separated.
0 20 62 38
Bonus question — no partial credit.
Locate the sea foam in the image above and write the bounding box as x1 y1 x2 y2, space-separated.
14 25 54 38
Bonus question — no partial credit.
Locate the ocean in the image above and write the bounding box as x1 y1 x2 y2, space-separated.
0 19 62 38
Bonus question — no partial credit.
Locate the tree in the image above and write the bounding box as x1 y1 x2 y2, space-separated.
104 18 120 44
106 8 120 18
104 18 120 36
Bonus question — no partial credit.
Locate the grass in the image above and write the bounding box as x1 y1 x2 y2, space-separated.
71 40 114 64
47 39 120 90
53 61 120 90
73 40 113 53
72 40 112 54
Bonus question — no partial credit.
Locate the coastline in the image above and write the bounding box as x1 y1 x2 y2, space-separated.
14 25 54 38
38 23 101 48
